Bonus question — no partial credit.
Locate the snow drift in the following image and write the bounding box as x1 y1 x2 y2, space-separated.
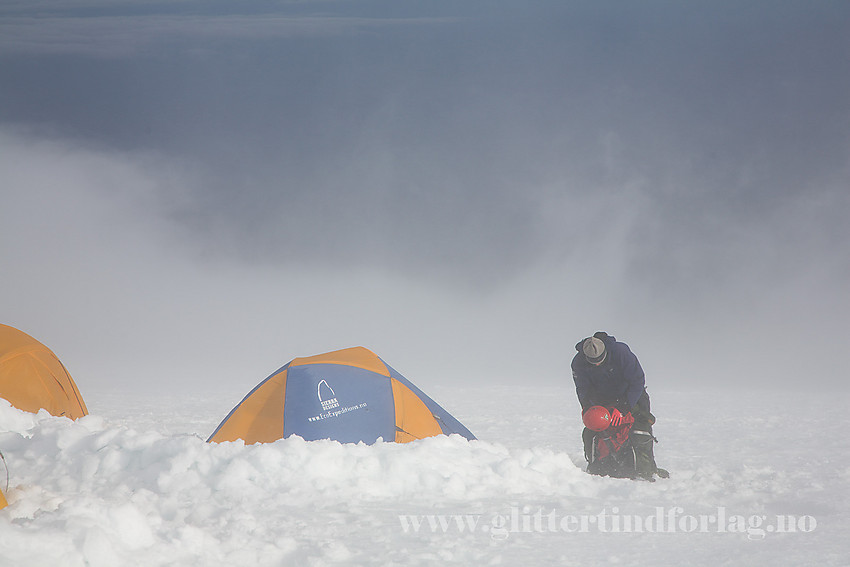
0 386 846 566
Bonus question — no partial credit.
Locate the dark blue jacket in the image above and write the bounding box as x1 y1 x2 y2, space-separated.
571 334 645 412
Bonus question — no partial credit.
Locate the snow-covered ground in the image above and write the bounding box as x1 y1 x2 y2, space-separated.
0 384 846 566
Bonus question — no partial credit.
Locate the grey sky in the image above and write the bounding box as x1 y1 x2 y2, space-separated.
2 1 848 395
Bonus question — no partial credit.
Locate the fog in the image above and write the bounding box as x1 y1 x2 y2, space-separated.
2 1 848 395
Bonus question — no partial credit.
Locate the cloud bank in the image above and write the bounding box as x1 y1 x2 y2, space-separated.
1 1 848 394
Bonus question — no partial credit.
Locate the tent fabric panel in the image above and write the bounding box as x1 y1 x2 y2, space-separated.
57 357 89 416
30 350 87 418
0 324 36 354
283 363 395 443
0 324 88 419
289 346 390 377
390 378 443 443
0 348 87 419
0 345 38 365
0 355 53 415
31 350 88 418
384 363 476 440
208 368 288 444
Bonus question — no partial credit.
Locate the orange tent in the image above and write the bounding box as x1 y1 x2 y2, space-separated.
0 324 88 419
209 347 475 445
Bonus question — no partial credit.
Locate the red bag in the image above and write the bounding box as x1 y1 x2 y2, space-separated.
595 412 634 459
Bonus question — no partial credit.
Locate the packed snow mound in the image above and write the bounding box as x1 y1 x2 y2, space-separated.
0 401 585 504
0 388 847 566
0 398 585 566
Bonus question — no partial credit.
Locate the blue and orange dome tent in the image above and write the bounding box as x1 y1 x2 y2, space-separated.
208 346 475 445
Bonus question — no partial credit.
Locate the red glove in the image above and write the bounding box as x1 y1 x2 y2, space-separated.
609 408 630 427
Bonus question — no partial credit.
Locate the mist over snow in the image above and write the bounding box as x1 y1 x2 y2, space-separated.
4 124 846 393
2 1 850 393
1 2 849 562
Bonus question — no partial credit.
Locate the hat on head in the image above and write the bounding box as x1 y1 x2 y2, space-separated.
582 337 607 364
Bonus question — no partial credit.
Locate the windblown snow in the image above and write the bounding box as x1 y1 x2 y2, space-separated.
0 386 846 566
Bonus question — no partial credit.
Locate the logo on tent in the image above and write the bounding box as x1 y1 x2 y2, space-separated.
317 380 339 411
